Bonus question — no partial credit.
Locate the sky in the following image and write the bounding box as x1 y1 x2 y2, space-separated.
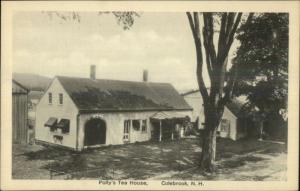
13 12 238 92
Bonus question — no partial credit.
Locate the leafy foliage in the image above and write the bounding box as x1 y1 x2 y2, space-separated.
232 13 288 120
44 11 140 30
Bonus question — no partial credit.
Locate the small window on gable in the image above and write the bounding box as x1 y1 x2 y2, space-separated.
59 93 63 105
48 93 52 104
132 120 140 131
141 120 147 132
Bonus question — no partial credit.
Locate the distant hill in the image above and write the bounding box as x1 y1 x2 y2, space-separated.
13 73 52 91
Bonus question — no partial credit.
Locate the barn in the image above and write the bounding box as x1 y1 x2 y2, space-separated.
35 67 192 151
12 80 29 144
182 90 254 140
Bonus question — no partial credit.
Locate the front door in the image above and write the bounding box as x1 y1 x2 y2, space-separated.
84 118 106 146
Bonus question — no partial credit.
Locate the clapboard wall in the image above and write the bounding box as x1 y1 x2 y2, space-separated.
12 80 29 144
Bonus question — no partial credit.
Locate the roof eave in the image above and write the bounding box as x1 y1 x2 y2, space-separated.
79 108 193 114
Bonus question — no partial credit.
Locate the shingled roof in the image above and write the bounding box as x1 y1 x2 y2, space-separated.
56 76 192 113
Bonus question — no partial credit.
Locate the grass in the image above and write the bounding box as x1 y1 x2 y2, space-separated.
13 137 287 180
216 137 287 159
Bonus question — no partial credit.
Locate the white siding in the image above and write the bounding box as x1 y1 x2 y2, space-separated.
36 78 192 150
183 92 205 129
35 78 79 149
218 107 238 140
78 110 192 150
183 91 240 140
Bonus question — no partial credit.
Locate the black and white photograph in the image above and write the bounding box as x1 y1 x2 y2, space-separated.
1 1 299 190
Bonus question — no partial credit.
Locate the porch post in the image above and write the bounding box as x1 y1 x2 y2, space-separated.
159 120 162 142
171 120 174 140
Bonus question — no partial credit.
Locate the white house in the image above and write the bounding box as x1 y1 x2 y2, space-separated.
182 90 252 140
35 67 192 151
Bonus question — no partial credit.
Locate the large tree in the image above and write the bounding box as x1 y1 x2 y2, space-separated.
231 13 288 140
186 12 254 172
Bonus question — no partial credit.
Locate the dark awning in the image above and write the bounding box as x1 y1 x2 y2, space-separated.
57 119 70 133
57 119 70 129
44 117 57 127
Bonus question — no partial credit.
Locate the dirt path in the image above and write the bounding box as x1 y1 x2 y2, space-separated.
215 151 287 181
149 148 287 181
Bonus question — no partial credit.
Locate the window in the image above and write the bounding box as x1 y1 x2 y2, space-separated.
132 120 140 131
45 117 57 131
124 120 130 133
48 93 52 104
221 119 229 132
59 93 63 105
123 120 130 141
57 119 70 134
141 120 147 132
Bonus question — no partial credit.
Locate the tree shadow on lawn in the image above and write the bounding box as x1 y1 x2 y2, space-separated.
169 155 268 180
20 138 285 179
219 155 267 169
23 146 77 161
29 140 200 179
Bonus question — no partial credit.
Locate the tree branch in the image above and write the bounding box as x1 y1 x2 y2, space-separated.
226 13 242 52
224 13 235 41
217 13 228 66
245 12 254 25
186 12 197 39
203 13 217 65
220 63 237 107
193 12 201 40
186 12 209 102
218 13 243 107
203 38 214 80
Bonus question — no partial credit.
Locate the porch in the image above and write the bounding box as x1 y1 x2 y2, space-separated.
150 112 191 142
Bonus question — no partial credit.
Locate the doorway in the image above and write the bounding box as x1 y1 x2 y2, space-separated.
84 118 106 146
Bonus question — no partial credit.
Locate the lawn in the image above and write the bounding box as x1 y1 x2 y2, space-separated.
12 137 287 180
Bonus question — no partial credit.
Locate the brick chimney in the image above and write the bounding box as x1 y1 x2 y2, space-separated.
90 65 96 80
143 70 148 82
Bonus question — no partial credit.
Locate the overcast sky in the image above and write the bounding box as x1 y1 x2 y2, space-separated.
13 12 238 92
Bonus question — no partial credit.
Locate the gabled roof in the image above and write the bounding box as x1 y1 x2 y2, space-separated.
226 98 247 118
56 76 192 113
12 80 29 94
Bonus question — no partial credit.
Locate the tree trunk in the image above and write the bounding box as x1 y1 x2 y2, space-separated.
199 108 222 172
185 12 244 173
200 127 217 172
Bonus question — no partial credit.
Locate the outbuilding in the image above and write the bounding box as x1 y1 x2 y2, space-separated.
35 68 192 151
182 90 253 140
12 80 29 144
